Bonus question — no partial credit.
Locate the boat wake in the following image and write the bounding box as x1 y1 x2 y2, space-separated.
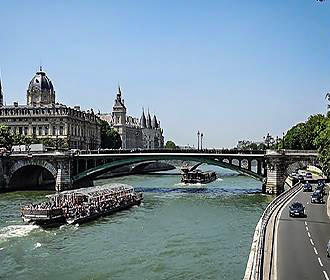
174 182 204 187
33 242 42 249
0 224 39 243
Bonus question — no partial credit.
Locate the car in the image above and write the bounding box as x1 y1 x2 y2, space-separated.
318 180 326 187
305 172 313 179
298 175 304 181
316 185 326 196
289 202 306 217
291 172 298 178
303 183 313 192
311 191 323 204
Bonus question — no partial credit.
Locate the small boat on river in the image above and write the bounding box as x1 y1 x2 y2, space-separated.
181 169 217 184
21 184 143 227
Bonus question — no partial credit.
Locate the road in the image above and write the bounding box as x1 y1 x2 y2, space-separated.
276 183 330 280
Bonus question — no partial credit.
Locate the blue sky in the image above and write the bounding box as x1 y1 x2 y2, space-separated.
1 0 329 147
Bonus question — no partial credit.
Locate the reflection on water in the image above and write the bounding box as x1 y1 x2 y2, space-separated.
0 165 270 280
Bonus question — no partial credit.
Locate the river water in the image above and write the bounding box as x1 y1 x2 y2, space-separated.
0 165 271 280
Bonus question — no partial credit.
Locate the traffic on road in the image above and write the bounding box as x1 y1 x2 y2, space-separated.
276 173 330 280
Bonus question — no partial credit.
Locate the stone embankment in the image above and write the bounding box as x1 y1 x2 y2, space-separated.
243 182 302 280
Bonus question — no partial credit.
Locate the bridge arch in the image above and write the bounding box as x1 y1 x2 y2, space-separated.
73 155 265 184
8 160 57 190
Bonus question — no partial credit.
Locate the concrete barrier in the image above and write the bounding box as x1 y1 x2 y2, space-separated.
244 182 302 280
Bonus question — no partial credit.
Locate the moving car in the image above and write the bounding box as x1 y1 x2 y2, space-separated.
303 183 313 192
316 185 326 196
311 191 323 204
305 172 313 179
298 175 304 181
318 180 326 188
289 202 306 217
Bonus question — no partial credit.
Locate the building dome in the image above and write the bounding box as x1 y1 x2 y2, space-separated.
27 67 55 106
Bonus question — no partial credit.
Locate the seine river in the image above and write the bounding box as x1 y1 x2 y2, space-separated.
0 165 271 280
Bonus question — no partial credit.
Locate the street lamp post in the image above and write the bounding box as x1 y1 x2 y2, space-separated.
282 132 285 149
264 133 274 149
201 133 204 150
197 131 200 150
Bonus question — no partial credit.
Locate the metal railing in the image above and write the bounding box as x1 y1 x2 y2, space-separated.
252 182 302 280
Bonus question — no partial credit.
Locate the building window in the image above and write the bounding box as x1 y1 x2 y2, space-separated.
33 127 36 135
53 126 56 136
45 126 49 135
60 126 64 135
24 127 28 135
39 127 42 136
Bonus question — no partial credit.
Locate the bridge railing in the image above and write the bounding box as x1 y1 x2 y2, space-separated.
250 182 302 280
76 148 266 155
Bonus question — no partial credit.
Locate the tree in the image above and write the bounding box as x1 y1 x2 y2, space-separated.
100 120 122 149
0 125 13 150
314 116 330 176
282 123 306 149
165 140 177 149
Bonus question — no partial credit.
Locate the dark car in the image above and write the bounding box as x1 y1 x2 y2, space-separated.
311 191 324 204
318 180 326 188
305 172 313 179
316 185 326 196
289 202 306 217
298 175 304 181
303 183 313 192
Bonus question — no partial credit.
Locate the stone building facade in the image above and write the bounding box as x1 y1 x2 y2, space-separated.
99 87 164 149
0 67 101 150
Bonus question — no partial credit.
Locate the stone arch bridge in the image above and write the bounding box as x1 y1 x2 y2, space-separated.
0 149 319 194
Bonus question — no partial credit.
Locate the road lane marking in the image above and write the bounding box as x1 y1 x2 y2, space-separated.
305 221 307 226
323 271 329 280
318 257 323 267
308 232 311 238
314 247 318 255
273 186 303 280
306 226 309 231
310 238 315 246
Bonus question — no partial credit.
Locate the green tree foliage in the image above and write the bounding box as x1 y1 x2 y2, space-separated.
314 117 330 176
100 120 122 149
283 114 327 150
283 113 330 176
165 140 177 149
0 125 13 150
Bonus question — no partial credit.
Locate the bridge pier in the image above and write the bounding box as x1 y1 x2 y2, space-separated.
265 159 286 194
55 161 72 192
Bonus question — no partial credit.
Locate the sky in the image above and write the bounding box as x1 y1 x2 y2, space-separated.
0 0 329 148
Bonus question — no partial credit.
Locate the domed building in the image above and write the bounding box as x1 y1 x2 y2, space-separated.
0 67 101 150
98 86 164 149
27 66 55 106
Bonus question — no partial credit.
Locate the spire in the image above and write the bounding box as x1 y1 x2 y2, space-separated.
146 108 152 128
140 107 146 128
152 114 158 129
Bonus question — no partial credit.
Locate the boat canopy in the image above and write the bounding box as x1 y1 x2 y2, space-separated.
58 184 134 198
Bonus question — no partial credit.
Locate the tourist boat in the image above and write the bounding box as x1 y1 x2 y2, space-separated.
21 184 143 227
181 169 217 184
